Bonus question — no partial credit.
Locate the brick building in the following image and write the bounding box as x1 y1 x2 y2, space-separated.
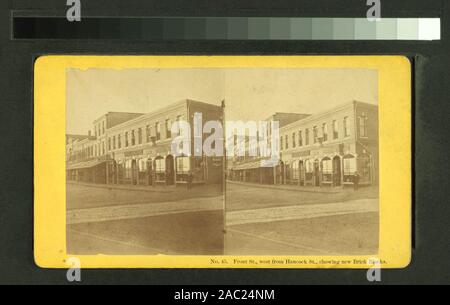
66 100 224 187
228 101 379 188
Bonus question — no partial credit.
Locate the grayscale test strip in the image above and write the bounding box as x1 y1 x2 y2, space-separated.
12 17 440 40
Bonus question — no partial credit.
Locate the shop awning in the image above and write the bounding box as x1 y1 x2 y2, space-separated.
67 159 107 170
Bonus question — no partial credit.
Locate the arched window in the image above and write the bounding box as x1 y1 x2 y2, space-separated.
321 157 332 183
305 159 313 173
322 157 332 174
343 155 356 175
155 156 165 173
358 153 371 184
343 154 357 183
124 159 133 179
292 161 299 180
176 156 191 173
138 158 147 172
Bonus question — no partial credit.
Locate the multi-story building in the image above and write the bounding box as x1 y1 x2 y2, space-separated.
92 112 144 157
66 134 98 182
228 112 310 184
66 99 224 187
228 101 379 188
279 101 378 187
66 112 143 184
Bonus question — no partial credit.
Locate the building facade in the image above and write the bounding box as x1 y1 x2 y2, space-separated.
228 101 379 188
66 100 224 187
227 112 310 184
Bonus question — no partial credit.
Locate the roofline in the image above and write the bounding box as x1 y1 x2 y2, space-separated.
93 111 145 123
66 134 89 138
280 100 377 130
107 100 188 132
264 112 311 122
106 99 223 133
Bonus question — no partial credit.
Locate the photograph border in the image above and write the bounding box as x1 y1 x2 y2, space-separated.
34 55 411 269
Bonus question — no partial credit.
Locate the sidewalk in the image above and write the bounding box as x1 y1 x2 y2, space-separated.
67 180 222 194
226 180 378 195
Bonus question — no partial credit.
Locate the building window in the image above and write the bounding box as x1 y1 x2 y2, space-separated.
125 132 129 147
176 156 190 173
131 130 135 146
322 123 328 142
358 116 367 137
322 158 332 174
305 159 313 173
166 119 172 139
138 128 142 144
108 137 111 151
102 141 105 155
358 153 372 183
102 121 105 134
298 130 303 147
322 157 333 183
305 129 309 146
155 122 161 141
332 120 338 139
280 136 283 150
124 159 132 179
146 125 151 143
344 116 350 137
292 161 299 180
113 136 116 150
155 157 165 173
313 126 318 143
118 134 121 149
285 135 289 149
343 156 356 175
292 132 296 148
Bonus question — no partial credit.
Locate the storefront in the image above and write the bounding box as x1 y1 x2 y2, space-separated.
67 159 109 184
111 143 211 187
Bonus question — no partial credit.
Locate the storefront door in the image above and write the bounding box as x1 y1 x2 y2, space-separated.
165 155 175 185
333 156 341 186
314 160 320 186
131 159 138 185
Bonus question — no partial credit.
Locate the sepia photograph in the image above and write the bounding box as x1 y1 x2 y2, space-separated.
65 67 379 256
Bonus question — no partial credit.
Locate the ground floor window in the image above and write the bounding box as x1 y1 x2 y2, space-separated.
176 156 191 174
343 156 356 174
138 158 147 172
137 158 147 181
322 157 332 182
292 161 299 180
299 161 305 183
358 154 372 184
117 161 124 180
124 159 133 179
304 159 314 182
305 160 313 173
343 155 356 183
155 157 165 173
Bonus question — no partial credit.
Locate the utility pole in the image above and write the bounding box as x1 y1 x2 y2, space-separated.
221 99 227 252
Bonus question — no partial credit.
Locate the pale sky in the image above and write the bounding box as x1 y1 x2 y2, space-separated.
67 68 377 135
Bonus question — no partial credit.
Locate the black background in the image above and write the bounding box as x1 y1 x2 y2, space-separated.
0 0 449 285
